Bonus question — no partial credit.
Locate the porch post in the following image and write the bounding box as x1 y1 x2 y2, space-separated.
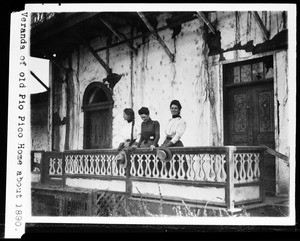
30 151 34 172
61 152 66 187
225 146 236 211
125 152 132 195
40 152 50 184
259 148 266 203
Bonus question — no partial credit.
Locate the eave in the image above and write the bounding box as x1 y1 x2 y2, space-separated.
30 12 200 59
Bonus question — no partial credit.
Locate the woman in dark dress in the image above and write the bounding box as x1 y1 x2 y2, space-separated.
132 107 160 151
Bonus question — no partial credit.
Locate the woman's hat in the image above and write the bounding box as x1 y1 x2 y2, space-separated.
156 147 173 162
115 151 127 165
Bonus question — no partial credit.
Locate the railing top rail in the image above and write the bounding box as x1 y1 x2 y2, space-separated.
31 150 45 153
44 151 64 154
233 146 266 152
62 146 266 155
64 149 118 155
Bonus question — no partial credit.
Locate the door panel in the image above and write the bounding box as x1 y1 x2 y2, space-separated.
252 84 275 194
86 109 111 149
226 87 252 146
253 85 275 147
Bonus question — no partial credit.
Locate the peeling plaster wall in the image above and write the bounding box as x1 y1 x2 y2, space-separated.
51 11 290 192
211 11 286 51
274 50 290 194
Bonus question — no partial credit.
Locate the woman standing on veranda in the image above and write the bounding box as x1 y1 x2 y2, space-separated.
160 100 186 148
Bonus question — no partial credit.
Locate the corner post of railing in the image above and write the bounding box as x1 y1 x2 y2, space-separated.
125 151 132 196
61 152 66 188
259 147 265 203
30 151 34 172
225 146 236 211
41 151 50 184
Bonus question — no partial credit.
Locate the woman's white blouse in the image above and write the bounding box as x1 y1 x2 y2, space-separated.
164 117 186 144
118 121 140 144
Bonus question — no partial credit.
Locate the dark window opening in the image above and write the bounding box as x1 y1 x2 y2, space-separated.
87 87 109 104
224 55 273 86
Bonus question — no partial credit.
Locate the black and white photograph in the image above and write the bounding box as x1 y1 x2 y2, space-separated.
5 3 297 238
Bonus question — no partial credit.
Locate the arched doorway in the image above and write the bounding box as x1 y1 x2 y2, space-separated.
82 82 113 149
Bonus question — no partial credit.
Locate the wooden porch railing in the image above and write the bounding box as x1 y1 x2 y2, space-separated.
31 146 266 210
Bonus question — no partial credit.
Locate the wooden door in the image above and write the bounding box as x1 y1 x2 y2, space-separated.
83 82 113 150
86 109 111 149
224 56 275 194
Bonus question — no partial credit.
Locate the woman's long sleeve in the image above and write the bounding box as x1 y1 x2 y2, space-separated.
153 121 160 146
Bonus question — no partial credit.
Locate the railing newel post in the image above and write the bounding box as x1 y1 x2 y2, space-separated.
39 150 45 173
31 151 34 172
125 151 132 196
41 151 50 184
259 148 265 203
62 152 66 187
225 146 236 211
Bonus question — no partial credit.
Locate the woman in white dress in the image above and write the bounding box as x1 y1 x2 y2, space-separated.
117 108 140 151
160 100 186 148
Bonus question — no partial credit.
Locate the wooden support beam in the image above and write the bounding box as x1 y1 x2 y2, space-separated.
196 11 216 35
137 12 175 62
98 16 138 55
251 11 269 41
72 30 112 74
30 70 50 91
94 14 197 53
49 57 70 74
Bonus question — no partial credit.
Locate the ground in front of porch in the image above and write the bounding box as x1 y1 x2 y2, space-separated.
31 183 289 217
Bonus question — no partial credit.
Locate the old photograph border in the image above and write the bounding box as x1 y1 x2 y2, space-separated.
5 3 298 239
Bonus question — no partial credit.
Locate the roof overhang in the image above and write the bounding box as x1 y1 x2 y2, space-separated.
30 11 201 59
